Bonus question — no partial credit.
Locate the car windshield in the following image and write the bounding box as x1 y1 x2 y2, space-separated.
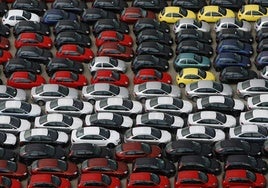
140 8 147 17
76 45 85 54
218 7 227 15
112 113 123 124
73 100 83 109
57 160 67 171
112 71 120 80
28 73 36 81
58 85 69 96
150 173 160 184
234 19 243 27
117 44 126 52
216 112 226 123
189 82 198 90
51 175 61 186
198 171 208 182
141 143 151 153
233 53 241 61
48 129 58 140
151 128 161 139
63 114 73 125
160 8 165 15
122 100 133 109
100 128 110 139
257 126 268 135
161 83 171 93
252 95 261 105
197 69 206 79
35 85 44 94
149 98 158 107
50 100 58 109
212 82 223 92
224 97 234 107
35 34 43 42
163 113 173 123
138 83 146 92
39 115 47 124
107 159 117 170
179 8 187 16
154 70 162 79
241 80 250 90
21 102 31 112
173 98 183 108
181 127 190 136
101 174 112 185
22 10 31 19
192 112 201 121
9 117 20 127
7 161 17 171
70 72 78 81
6 87 17 97
109 84 119 95
246 170 256 182
205 128 215 137
260 5 267 14
109 58 118 67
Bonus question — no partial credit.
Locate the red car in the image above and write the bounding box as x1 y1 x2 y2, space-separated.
81 158 129 179
97 42 134 62
28 174 71 188
90 70 129 87
115 142 162 162
0 49 12 64
222 169 266 188
0 36 10 49
133 68 172 84
15 32 53 49
7 71 46 89
95 31 133 47
127 172 170 188
78 173 121 188
0 176 21 188
120 7 156 24
56 44 94 63
0 160 27 180
49 71 88 89
174 170 218 188
29 159 78 179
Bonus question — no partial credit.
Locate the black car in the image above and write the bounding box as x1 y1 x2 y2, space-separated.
132 157 176 177
13 21 50 37
248 0 268 7
219 66 258 84
51 0 87 14
136 29 173 45
81 8 117 25
176 40 213 57
214 140 262 161
209 0 245 11
0 23 10 38
136 41 173 60
257 38 268 52
93 19 129 36
262 140 268 156
15 46 53 65
225 155 268 174
177 155 222 175
216 28 253 43
46 57 84 77
92 0 128 13
0 0 8 17
175 29 212 44
256 28 268 42
54 31 91 49
0 147 17 161
133 18 170 35
54 20 90 35
132 0 168 12
164 140 213 162
4 58 42 78
11 0 47 15
171 0 207 12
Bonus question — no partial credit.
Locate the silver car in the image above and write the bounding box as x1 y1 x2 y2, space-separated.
240 109 268 127
89 56 127 73
81 83 129 104
215 18 251 33
237 79 268 100
31 84 78 106
173 18 211 34
0 115 31 134
0 85 26 101
133 81 181 103
185 80 233 101
247 94 268 110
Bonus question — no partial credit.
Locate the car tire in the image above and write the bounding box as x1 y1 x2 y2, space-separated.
179 83 185 88
37 100 45 106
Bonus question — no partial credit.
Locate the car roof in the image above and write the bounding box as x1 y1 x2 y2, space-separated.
46 114 64 122
131 127 153 136
106 97 124 105
97 112 114 120
82 127 102 135
56 98 75 106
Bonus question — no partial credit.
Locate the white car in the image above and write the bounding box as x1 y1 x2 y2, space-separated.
89 56 127 73
71 126 121 148
214 17 251 33
240 109 268 127
255 16 268 31
176 126 226 143
0 85 26 101
173 18 211 34
2 9 40 26
0 115 31 134
0 132 17 147
45 98 93 117
124 126 172 145
34 113 83 133
237 79 268 100
247 94 268 110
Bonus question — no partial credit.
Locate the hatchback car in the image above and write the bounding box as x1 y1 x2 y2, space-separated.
81 8 117 25
237 79 268 99
15 32 52 49
175 29 212 44
215 17 251 33
93 19 129 36
95 31 133 47
240 109 268 127
136 29 173 45
0 132 17 147
176 40 213 57
216 28 253 43
173 18 211 33
238 4 268 22
41 9 78 25
133 69 172 85
51 0 87 14
133 18 170 35
120 7 156 24
54 20 90 35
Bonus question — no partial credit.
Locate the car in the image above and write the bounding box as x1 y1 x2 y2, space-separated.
133 18 170 35
0 115 31 134
173 18 211 33
127 172 170 188
176 40 213 57
215 17 251 33
256 38 268 52
175 29 212 44
256 28 268 42
41 9 78 25
28 174 71 188
222 169 266 188
0 0 8 17
90 70 129 87
255 50 268 70
2 9 40 27
54 20 90 35
219 66 258 84
51 0 87 14
0 85 26 101
216 28 253 43
174 170 218 188
144 96 193 116
124 126 172 146
171 0 207 12
247 94 268 110
115 142 161 162
46 57 84 77
0 176 21 188
131 54 169 73
0 36 9 50
133 69 172 85
238 4 268 22
176 68 216 88
255 16 268 32
13 20 50 37
132 0 167 12
11 0 47 15
95 31 133 47
132 157 176 177
92 0 128 13
237 79 268 100
0 160 27 180
187 111 237 130
81 158 129 179
120 7 156 24
158 6 196 24
0 49 12 64
240 109 268 127
136 29 173 45
78 173 121 188
249 0 268 6
136 41 173 59
197 5 235 23
97 42 134 62
85 112 133 130
185 80 233 101
164 140 213 162
95 97 143 117
0 23 10 38
7 71 46 90
45 98 93 117
93 19 129 36
209 0 245 11
71 127 121 148
177 155 222 175
0 132 17 147
15 32 53 49
81 8 117 25
19 128 69 146
56 44 94 63
0 147 17 161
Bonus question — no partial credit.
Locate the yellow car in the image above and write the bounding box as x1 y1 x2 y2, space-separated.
158 6 196 24
238 4 268 22
197 5 235 23
176 68 216 88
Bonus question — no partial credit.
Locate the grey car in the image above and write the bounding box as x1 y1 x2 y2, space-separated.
133 81 181 103
239 109 268 127
173 18 211 34
0 85 26 101
237 79 268 100
247 94 268 110
31 84 78 106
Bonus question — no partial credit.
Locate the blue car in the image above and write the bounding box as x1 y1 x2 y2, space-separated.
254 51 268 70
216 39 253 57
41 9 78 25
213 52 251 71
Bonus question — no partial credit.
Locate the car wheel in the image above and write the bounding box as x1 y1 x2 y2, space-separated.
179 83 185 88
88 99 95 105
37 100 45 106
107 143 115 148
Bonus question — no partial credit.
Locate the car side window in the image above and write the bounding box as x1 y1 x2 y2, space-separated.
9 16 15 20
212 12 221 16
252 11 262 15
